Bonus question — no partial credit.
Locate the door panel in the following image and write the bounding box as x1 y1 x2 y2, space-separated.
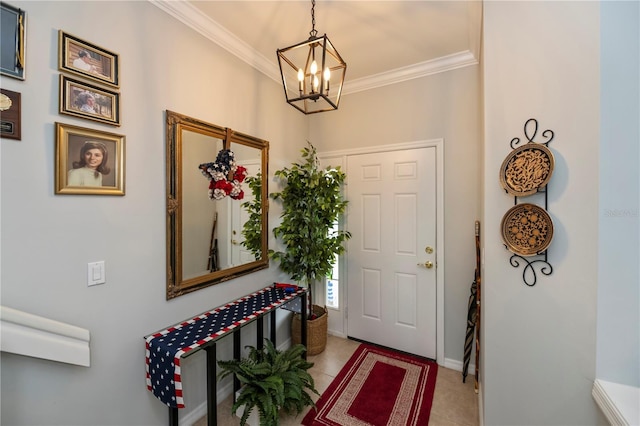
347 147 437 359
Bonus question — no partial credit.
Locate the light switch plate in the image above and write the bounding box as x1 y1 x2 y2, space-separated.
87 261 106 286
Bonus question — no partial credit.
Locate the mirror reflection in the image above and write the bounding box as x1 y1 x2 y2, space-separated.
166 111 269 299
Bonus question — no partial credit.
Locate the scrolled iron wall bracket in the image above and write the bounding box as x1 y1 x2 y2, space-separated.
501 118 555 286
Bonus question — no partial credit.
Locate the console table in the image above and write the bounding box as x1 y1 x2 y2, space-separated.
145 284 307 426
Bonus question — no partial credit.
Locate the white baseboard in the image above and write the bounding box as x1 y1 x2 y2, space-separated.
327 329 346 339
180 381 232 426
478 381 484 426
443 357 476 375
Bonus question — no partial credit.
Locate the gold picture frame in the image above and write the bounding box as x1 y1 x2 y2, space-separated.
55 122 125 195
58 30 119 88
59 75 120 126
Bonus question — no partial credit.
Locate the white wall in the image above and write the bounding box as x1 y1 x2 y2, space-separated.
0 1 307 425
596 0 639 387
310 64 483 365
482 2 607 424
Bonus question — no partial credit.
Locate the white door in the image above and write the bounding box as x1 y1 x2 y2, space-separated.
346 147 437 359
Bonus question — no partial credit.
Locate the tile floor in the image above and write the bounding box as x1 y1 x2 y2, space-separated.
196 335 479 426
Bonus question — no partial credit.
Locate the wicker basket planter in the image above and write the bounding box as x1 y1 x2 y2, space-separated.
292 305 328 356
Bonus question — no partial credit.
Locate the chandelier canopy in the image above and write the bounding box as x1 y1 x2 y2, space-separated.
276 0 347 114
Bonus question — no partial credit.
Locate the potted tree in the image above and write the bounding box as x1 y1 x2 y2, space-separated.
269 142 351 355
217 340 319 426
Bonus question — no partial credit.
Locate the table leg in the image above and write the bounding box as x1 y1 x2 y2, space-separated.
205 344 217 426
168 407 178 426
301 295 308 360
257 316 264 349
270 310 277 344
233 330 241 403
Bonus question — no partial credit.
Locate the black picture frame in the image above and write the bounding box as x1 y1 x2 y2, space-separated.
58 30 119 88
59 75 121 126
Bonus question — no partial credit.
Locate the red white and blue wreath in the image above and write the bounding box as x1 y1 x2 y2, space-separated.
199 149 247 200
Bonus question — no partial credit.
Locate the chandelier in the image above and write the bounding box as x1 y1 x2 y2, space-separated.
276 0 347 114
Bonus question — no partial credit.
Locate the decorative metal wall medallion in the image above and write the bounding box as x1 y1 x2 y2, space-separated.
500 118 555 287
501 203 554 256
500 143 554 196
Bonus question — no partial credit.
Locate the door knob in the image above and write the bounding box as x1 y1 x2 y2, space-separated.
417 261 434 269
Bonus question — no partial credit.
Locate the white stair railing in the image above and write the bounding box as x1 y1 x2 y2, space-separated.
0 305 90 367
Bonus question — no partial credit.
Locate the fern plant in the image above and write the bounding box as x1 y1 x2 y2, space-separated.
217 340 319 426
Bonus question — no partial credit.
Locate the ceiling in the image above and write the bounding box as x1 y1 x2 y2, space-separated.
153 1 482 94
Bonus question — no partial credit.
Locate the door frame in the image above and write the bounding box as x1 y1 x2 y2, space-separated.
319 139 445 364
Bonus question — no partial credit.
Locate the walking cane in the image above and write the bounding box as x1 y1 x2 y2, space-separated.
207 212 218 272
462 221 481 384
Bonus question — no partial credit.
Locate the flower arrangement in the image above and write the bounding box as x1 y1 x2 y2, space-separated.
199 149 247 200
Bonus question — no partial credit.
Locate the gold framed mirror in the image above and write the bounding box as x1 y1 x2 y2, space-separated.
166 111 269 299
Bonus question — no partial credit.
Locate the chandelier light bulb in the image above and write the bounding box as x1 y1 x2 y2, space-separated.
323 67 330 92
297 68 304 92
310 60 318 75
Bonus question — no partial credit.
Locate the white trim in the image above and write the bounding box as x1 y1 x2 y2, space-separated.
342 51 478 95
592 379 639 426
435 140 445 366
0 305 90 367
149 0 479 94
320 139 445 365
149 0 279 83
443 357 476 375
320 140 443 159
327 329 347 339
478 379 484 426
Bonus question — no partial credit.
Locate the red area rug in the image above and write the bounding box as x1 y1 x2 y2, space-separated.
302 343 438 426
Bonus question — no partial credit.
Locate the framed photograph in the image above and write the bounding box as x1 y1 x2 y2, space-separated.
55 122 125 195
0 2 26 80
1 88 21 139
59 75 120 126
58 30 119 88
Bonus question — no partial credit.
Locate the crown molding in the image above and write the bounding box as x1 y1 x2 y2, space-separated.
149 0 281 83
342 51 478 95
150 0 479 95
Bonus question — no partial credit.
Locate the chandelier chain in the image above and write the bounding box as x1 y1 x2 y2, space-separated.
309 0 318 38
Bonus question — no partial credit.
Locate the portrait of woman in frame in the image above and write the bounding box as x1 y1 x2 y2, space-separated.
55 122 125 195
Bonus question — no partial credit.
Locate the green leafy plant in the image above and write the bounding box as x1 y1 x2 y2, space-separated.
241 172 263 259
217 340 319 426
269 142 351 312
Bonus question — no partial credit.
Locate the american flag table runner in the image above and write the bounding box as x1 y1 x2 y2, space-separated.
145 285 305 408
